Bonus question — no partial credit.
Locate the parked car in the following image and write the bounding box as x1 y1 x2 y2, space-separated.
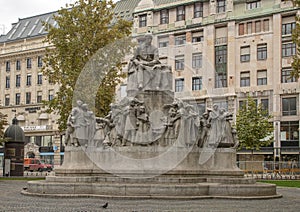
24 158 53 172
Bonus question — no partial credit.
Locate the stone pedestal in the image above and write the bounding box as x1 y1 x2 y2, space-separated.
24 146 281 199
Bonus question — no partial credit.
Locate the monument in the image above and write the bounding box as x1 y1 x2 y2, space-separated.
23 34 280 199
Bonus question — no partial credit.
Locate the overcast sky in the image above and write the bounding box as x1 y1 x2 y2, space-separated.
0 0 119 35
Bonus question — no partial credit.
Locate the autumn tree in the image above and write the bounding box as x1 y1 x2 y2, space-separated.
291 0 300 78
236 96 274 173
42 0 132 131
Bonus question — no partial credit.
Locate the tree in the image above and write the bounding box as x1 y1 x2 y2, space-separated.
236 96 274 174
42 0 132 131
291 0 300 78
0 111 8 145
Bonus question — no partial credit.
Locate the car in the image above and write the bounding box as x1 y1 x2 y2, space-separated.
24 158 53 172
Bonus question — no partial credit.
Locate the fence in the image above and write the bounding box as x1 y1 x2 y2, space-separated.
237 161 300 179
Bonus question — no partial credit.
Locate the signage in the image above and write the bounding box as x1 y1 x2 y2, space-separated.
21 125 53 131
25 107 40 113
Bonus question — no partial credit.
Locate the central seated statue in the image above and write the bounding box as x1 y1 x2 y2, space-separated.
126 34 172 96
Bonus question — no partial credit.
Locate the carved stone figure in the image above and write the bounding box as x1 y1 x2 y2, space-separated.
161 107 181 146
133 105 150 145
176 101 199 147
218 108 235 148
127 34 172 95
205 104 222 148
122 99 142 146
197 112 210 148
93 120 106 147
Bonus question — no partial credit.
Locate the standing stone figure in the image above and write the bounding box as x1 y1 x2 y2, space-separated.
205 104 222 148
134 105 150 145
197 112 210 148
122 99 142 145
65 100 84 147
218 108 235 147
161 107 181 146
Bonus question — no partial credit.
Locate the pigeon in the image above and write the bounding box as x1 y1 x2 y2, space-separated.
102 202 108 209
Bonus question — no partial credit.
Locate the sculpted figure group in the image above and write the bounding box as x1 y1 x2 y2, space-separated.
65 33 238 149
65 99 237 149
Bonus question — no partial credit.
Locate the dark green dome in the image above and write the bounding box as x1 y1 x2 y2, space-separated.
4 117 25 143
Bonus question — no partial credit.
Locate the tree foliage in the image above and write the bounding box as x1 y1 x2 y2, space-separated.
291 0 300 78
42 0 132 131
236 96 274 151
0 111 8 145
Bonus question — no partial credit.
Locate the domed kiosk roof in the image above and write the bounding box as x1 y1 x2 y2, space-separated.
4 117 25 143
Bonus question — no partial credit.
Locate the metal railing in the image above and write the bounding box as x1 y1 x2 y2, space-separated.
237 161 300 179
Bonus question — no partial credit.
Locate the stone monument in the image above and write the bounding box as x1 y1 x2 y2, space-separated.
23 34 280 199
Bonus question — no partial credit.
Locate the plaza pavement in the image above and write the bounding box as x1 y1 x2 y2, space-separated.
0 180 300 212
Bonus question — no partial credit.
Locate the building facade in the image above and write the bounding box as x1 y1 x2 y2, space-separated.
0 0 300 167
130 0 300 164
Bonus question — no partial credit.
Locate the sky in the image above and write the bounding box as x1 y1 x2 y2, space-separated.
0 0 78 34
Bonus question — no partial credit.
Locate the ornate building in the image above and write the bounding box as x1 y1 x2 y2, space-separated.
0 0 299 167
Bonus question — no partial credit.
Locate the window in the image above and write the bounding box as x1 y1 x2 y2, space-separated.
238 23 245 35
175 78 184 92
257 43 267 60
26 58 32 69
176 6 185 21
246 22 252 34
194 2 203 18
240 71 250 87
26 92 31 104
263 19 269 31
5 95 10 106
192 77 202 91
255 20 261 33
16 74 21 87
139 14 147 27
217 0 226 13
280 121 299 142
158 36 169 48
215 45 227 88
5 76 10 89
282 42 296 57
246 0 261 10
192 53 202 68
282 97 297 116
15 93 21 105
261 99 269 113
240 46 250 62
48 90 54 101
6 61 10 72
160 9 169 24
192 31 204 43
175 55 184 70
281 67 297 83
257 70 267 85
175 34 186 45
282 22 296 35
38 56 43 67
37 73 43 85
215 26 227 45
26 74 32 86
215 72 227 88
16 60 21 70
37 91 43 103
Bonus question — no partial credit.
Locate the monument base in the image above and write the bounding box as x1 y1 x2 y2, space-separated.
23 147 281 199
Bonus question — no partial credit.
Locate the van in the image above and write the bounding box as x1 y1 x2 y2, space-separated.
24 158 53 172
